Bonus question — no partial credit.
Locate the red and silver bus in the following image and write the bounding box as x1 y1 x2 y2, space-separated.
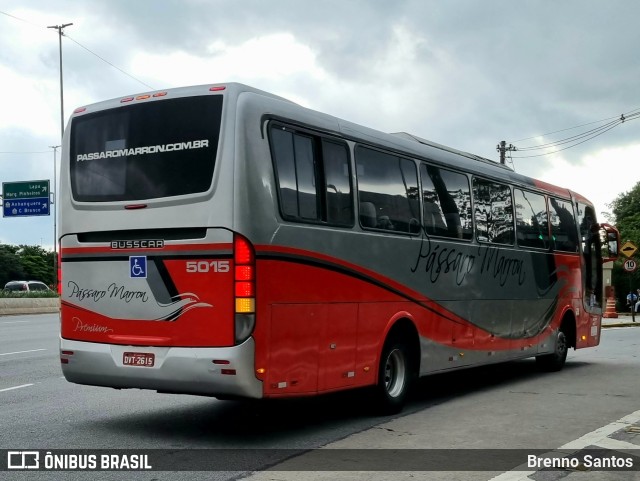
58 83 619 413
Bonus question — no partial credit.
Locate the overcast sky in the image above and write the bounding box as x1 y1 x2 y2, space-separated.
1 0 639 248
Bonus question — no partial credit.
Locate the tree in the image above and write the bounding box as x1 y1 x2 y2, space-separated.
0 244 54 288
608 181 640 308
0 245 26 286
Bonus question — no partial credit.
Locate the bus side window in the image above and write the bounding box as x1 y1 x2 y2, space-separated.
270 124 353 227
270 128 300 219
355 146 419 234
577 202 601 306
420 164 472 240
514 189 549 249
472 178 514 245
549 198 579 253
322 139 353 226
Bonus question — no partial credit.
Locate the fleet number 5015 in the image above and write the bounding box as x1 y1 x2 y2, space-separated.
185 260 230 273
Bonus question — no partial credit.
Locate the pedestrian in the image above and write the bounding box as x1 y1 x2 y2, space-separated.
626 291 638 311
635 289 640 314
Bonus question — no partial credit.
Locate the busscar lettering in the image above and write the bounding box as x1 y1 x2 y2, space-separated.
110 240 164 249
76 139 209 162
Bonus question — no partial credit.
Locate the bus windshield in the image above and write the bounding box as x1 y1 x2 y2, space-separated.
70 95 223 202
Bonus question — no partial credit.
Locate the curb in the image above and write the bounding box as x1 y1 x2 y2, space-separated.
602 322 639 328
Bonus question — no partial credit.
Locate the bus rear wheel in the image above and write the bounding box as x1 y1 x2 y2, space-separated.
375 338 413 414
536 328 568 372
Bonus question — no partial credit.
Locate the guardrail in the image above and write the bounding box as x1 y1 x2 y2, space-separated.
0 298 60 316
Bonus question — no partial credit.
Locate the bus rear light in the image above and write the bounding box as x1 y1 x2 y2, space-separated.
124 204 148 210
234 234 256 344
73 107 86 113
209 86 226 91
235 282 255 297
235 298 255 313
220 369 236 375
234 237 253 265
121 92 166 103
235 265 254 281
60 350 73 364
212 359 230 365
56 248 61 295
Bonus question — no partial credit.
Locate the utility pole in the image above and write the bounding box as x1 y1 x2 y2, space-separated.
47 23 73 140
48 22 72 291
49 145 60 288
496 140 516 165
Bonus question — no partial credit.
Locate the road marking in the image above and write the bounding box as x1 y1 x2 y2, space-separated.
560 408 640 449
0 349 47 356
489 408 640 481
0 320 31 324
0 384 34 393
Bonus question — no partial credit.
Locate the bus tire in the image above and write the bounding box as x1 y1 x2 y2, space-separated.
535 328 568 372
375 337 413 415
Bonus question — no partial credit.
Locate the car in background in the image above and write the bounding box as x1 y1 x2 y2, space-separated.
3 280 51 292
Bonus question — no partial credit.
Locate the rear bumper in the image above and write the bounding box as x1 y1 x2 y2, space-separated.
60 336 263 399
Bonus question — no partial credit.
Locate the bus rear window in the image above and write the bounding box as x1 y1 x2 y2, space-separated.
70 96 223 202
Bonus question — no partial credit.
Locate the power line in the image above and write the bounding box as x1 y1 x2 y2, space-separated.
510 122 625 159
0 10 43 29
0 9 153 90
65 35 154 90
514 118 622 151
508 106 640 144
507 112 640 159
0 150 53 154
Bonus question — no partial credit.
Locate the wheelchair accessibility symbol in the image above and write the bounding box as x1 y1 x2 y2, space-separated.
129 256 147 278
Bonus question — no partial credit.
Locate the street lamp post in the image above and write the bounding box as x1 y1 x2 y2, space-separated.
47 22 72 290
47 23 72 140
49 146 60 286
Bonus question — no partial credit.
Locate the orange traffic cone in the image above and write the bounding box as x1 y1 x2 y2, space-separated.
602 297 618 318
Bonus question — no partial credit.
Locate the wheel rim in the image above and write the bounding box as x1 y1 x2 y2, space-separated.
556 332 567 357
384 348 406 398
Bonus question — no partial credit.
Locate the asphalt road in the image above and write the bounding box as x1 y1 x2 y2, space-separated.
2 313 640 481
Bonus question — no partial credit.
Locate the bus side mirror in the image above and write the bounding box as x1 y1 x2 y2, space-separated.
599 223 620 263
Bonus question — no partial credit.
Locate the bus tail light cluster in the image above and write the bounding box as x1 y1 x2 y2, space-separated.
60 350 73 364
234 234 255 344
56 248 61 295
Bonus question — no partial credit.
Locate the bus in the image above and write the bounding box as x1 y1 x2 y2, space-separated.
58 83 619 413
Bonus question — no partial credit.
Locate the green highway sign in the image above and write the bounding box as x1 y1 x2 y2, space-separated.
2 180 50 217
2 180 49 200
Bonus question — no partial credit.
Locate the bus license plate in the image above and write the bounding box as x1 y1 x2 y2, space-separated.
123 352 155 367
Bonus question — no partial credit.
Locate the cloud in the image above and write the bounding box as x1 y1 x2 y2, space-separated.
533 144 640 219
131 32 327 91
